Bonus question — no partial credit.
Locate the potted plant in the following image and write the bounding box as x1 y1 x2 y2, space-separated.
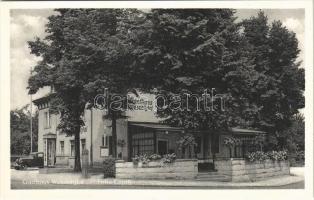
176 134 197 158
161 153 176 165
132 155 150 167
223 136 241 158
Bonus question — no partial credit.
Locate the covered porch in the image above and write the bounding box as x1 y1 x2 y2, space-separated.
127 122 266 171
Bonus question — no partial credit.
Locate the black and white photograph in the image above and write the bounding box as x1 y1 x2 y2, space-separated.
0 1 313 199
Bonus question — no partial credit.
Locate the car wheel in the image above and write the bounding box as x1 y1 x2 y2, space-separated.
22 164 28 170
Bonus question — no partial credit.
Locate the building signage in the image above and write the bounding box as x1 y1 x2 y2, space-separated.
128 96 154 111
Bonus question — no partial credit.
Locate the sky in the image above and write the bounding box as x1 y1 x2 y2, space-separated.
10 9 305 111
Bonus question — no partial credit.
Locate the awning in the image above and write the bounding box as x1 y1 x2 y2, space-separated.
128 122 183 131
230 127 266 135
129 122 266 135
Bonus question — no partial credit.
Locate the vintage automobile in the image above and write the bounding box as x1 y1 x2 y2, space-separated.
14 152 44 170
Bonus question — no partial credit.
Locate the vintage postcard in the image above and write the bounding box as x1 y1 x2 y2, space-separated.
0 1 313 200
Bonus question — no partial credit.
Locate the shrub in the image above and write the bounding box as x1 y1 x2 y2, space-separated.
268 150 288 161
246 151 269 162
223 136 241 146
103 158 115 178
132 154 150 164
289 150 304 167
296 150 305 161
149 154 162 161
246 150 288 162
132 153 176 164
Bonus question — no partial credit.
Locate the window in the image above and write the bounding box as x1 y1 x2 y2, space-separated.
60 141 64 155
101 135 113 156
44 111 50 128
132 132 154 156
81 139 86 151
241 137 256 153
70 140 75 156
102 135 105 146
80 126 87 133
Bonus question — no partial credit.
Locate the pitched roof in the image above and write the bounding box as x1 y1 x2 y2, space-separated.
33 93 55 106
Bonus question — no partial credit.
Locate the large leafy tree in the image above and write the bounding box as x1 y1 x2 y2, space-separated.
130 9 304 154
241 11 304 148
10 105 38 155
131 9 259 131
27 9 304 170
28 9 144 171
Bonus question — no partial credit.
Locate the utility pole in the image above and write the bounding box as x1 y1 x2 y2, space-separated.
30 67 33 153
90 108 93 167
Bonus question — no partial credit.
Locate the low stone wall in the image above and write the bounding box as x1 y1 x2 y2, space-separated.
116 159 198 180
215 159 290 182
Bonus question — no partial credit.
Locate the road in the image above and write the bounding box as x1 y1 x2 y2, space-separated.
11 179 304 189
11 167 305 189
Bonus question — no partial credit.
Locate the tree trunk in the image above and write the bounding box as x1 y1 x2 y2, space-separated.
74 127 81 172
111 112 117 158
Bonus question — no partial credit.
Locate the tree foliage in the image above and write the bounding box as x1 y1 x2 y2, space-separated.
27 9 304 168
131 9 304 150
241 11 304 143
10 105 38 155
28 9 145 171
279 113 305 152
130 9 263 131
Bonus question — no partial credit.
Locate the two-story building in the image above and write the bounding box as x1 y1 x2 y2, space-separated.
34 91 265 170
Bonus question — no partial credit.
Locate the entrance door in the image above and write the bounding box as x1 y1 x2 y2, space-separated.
47 139 56 166
157 140 168 155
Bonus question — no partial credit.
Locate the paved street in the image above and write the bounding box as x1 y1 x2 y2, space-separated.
11 179 304 189
11 167 304 189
